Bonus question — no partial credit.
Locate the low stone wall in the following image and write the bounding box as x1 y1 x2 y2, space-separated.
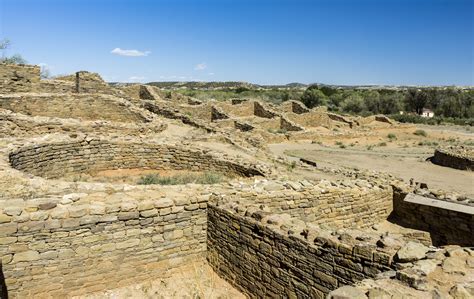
207 203 394 298
253 101 278 119
217 181 393 229
280 116 304 131
286 111 333 129
54 71 111 94
0 188 208 298
0 64 40 92
8 139 267 180
432 148 473 171
234 120 255 132
280 100 310 114
211 106 229 121
392 190 474 246
217 100 254 117
0 109 166 137
0 93 150 123
327 112 354 128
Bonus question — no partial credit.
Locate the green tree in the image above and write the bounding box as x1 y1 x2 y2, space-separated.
362 90 381 113
342 94 365 113
405 89 428 115
379 93 403 114
301 88 328 108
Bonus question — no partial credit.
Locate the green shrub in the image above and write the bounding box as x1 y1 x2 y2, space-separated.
387 133 397 141
137 174 161 185
413 129 427 137
287 161 297 171
378 142 387 146
137 172 223 185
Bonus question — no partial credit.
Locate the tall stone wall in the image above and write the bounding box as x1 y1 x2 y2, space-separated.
392 189 474 246
8 140 266 180
0 189 208 298
0 94 149 122
0 64 40 93
207 203 394 298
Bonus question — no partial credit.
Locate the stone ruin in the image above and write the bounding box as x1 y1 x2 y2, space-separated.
0 63 472 298
432 146 473 171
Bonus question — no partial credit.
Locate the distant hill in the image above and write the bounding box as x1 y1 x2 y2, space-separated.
146 81 309 90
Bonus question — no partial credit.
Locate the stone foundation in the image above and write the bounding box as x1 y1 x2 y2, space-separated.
8 139 267 180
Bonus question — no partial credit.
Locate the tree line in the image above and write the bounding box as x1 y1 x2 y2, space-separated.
300 85 474 121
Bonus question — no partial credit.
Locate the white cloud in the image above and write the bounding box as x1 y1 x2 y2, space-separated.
208 72 215 75
128 76 146 82
111 48 150 57
194 62 207 70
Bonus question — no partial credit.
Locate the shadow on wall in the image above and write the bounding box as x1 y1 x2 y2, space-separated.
388 189 473 247
0 263 8 299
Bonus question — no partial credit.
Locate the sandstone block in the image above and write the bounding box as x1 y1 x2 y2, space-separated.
13 250 40 263
395 242 429 262
0 214 12 223
155 198 173 208
116 238 140 249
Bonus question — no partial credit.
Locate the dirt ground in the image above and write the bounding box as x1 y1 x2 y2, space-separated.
75 259 245 299
270 124 474 197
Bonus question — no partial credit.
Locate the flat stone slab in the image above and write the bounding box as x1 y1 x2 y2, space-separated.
404 193 474 215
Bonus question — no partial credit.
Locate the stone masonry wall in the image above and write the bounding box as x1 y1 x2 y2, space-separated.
432 148 473 171
0 188 208 298
286 111 333 129
0 64 40 93
218 182 392 229
392 189 474 246
0 94 148 123
207 203 394 298
8 139 266 180
253 101 278 119
0 110 166 138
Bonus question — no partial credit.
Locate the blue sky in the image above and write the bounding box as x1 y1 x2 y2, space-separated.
1 0 473 85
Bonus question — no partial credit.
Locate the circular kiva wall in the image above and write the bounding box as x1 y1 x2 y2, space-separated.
8 140 265 180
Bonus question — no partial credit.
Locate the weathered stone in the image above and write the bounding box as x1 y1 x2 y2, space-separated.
13 250 40 262
328 286 367 299
395 242 429 262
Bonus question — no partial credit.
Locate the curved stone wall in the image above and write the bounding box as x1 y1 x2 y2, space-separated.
8 140 266 180
432 148 473 171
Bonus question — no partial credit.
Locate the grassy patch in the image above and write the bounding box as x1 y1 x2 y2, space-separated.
387 133 397 141
287 161 297 171
413 129 427 137
378 142 387 147
137 172 223 185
